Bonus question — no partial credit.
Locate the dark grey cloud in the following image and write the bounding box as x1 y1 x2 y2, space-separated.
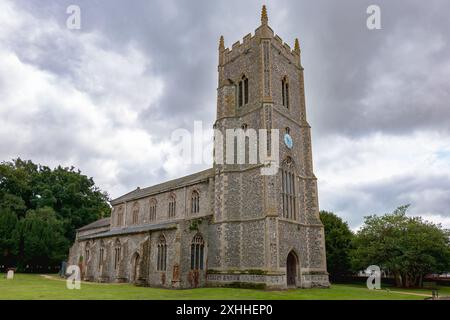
14 0 450 139
2 0 450 227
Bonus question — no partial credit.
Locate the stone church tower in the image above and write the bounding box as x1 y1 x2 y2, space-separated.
208 6 329 288
68 6 328 290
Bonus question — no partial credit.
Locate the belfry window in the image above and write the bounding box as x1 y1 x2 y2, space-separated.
168 195 176 218
191 190 200 214
157 235 167 271
281 158 297 220
282 77 289 108
238 76 249 107
190 234 205 270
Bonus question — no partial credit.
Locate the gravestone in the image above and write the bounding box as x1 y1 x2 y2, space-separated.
6 270 14 280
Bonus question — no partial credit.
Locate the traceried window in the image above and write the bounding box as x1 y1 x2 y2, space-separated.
191 190 200 214
238 75 249 107
244 77 249 104
85 244 90 263
168 194 176 218
98 245 105 270
281 157 297 220
190 234 205 270
132 202 139 225
157 235 167 271
282 77 289 108
114 239 121 270
117 205 124 226
149 199 157 222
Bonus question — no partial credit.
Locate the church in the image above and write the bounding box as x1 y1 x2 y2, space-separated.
68 6 330 289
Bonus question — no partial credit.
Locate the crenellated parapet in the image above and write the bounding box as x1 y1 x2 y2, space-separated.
218 5 301 68
272 34 301 67
219 32 256 66
219 32 300 67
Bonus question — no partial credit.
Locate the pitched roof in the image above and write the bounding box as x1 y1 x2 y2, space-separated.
78 221 178 240
110 168 214 205
77 217 110 231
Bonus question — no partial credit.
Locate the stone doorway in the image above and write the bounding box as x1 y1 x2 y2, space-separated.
131 253 140 283
287 251 298 287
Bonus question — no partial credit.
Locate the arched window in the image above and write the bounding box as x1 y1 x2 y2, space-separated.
285 127 291 135
190 234 205 270
117 205 124 226
98 242 105 270
168 194 176 218
282 77 289 108
85 243 90 263
238 75 249 107
132 202 139 225
114 239 121 270
281 157 297 220
157 235 167 271
149 199 157 222
191 190 200 214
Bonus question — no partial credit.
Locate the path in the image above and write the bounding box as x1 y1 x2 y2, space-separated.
388 290 431 297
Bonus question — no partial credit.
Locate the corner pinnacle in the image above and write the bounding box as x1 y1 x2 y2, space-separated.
261 5 268 25
294 38 300 53
219 35 225 51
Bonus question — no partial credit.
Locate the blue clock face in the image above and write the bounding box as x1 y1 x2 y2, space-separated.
284 134 293 149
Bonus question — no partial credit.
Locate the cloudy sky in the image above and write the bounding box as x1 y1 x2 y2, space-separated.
1 0 449 229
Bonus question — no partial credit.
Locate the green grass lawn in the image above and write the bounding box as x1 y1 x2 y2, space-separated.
0 274 448 300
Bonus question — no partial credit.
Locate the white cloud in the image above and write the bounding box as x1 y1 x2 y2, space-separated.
0 0 184 198
315 132 450 186
315 132 450 228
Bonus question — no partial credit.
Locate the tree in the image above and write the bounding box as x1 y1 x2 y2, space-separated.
0 158 110 270
15 207 68 269
31 164 111 240
351 205 450 288
0 159 36 217
0 208 19 267
320 211 354 281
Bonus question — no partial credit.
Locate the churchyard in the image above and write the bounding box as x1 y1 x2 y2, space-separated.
1 274 449 300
